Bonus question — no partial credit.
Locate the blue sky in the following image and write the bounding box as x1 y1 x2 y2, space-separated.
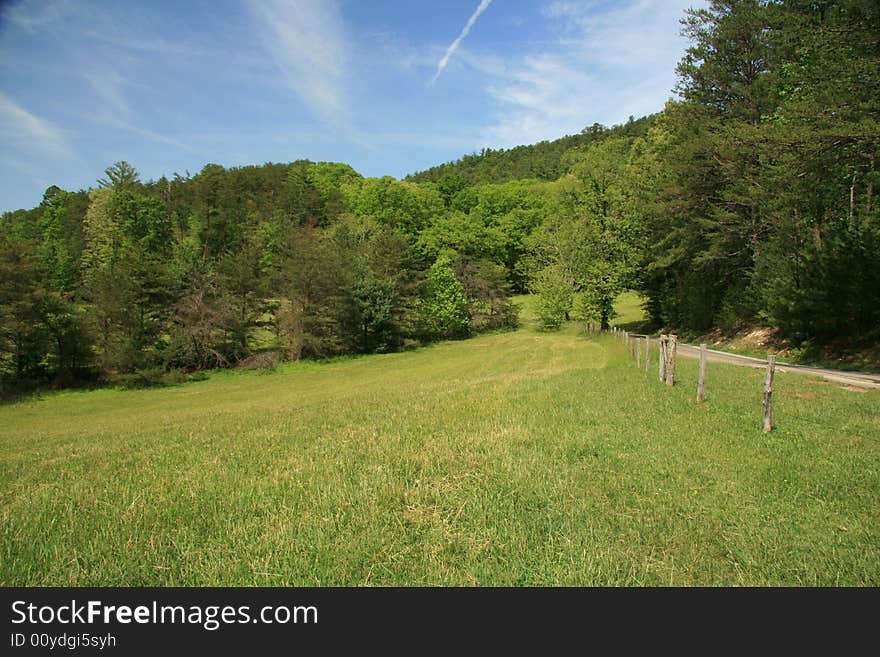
0 0 705 212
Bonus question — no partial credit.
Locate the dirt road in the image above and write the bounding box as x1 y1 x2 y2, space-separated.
673 342 880 390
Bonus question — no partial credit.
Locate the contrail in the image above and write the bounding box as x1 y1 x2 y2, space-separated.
431 0 492 84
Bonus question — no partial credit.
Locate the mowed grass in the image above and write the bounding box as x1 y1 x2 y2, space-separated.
612 291 649 330
1 302 878 585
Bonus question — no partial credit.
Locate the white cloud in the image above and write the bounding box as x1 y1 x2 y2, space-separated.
0 92 69 155
431 0 493 84
481 0 705 147
246 0 349 122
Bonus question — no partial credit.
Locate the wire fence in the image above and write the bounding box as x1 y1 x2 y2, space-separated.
603 326 776 433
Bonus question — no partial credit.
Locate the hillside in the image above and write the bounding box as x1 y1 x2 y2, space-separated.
406 115 654 185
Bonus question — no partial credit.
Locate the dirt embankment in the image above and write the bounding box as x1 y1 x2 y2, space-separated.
681 324 880 374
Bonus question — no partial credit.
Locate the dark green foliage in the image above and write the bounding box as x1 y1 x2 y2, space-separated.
453 256 519 332
165 270 239 371
525 138 641 330
2 151 534 393
0 234 94 394
37 189 87 293
639 0 880 346
350 272 399 353
762 221 880 342
217 238 269 354
97 161 141 190
277 227 355 359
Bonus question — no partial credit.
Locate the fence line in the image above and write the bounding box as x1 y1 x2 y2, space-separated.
609 326 776 432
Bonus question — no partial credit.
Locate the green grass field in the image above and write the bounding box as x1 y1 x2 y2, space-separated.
1 296 878 585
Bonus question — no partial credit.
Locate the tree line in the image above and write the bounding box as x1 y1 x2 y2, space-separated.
460 0 880 345
407 116 653 186
1 159 549 394
641 0 880 344
2 0 878 395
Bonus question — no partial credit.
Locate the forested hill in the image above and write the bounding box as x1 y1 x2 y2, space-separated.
406 115 654 185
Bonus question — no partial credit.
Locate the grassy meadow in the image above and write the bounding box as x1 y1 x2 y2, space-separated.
1 297 878 586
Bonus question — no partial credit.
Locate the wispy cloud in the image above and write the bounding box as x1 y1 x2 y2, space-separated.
78 68 189 150
79 29 204 58
246 0 348 122
481 0 703 147
83 70 134 120
0 92 69 155
431 0 493 84
2 0 70 33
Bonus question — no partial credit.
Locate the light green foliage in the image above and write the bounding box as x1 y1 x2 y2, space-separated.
80 187 120 284
169 219 207 282
81 185 175 373
417 210 507 263
306 161 362 199
343 176 444 237
527 138 640 329
419 254 470 339
530 264 574 329
436 172 467 207
419 180 551 290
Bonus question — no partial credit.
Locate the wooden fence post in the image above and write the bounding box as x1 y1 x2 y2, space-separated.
636 337 642 368
645 336 650 372
666 334 677 386
763 355 776 433
659 335 667 383
697 343 707 402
